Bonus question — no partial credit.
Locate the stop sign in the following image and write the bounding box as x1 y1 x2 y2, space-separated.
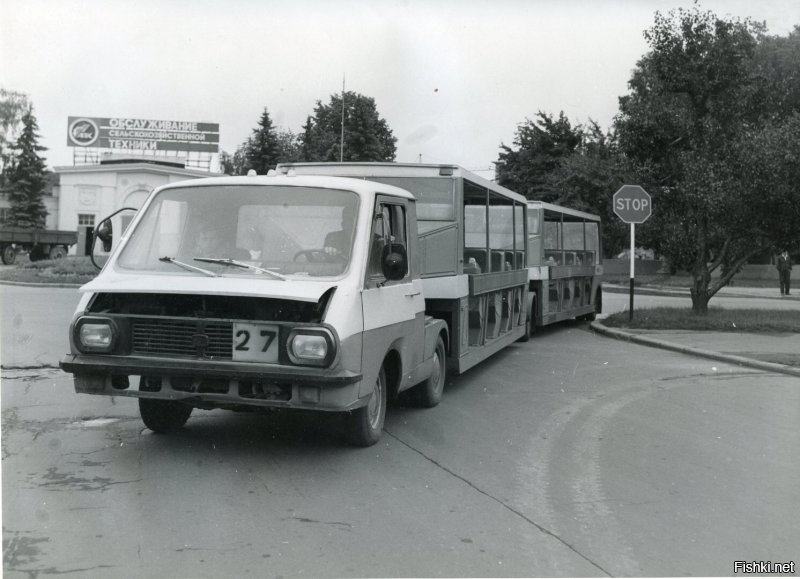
613 185 652 223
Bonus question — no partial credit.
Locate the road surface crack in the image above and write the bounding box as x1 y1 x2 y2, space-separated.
385 429 613 578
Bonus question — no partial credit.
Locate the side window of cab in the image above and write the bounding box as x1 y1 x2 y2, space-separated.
366 200 408 287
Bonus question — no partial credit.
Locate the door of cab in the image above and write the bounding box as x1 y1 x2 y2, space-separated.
361 196 424 395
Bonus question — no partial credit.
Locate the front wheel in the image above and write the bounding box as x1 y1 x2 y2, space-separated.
1 245 16 265
139 398 193 434
346 367 387 446
406 335 446 407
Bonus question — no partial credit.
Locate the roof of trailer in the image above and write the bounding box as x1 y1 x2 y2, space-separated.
276 162 528 204
528 200 601 222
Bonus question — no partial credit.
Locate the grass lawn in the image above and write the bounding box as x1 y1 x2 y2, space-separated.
0 256 101 285
603 306 800 333
602 273 778 289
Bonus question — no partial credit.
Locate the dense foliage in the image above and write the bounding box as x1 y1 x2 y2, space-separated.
616 8 800 312
497 9 800 314
222 108 301 175
221 92 395 174
300 91 396 162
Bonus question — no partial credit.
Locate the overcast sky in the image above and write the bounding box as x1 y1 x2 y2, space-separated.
3 0 799 178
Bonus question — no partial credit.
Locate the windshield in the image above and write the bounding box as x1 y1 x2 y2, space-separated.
117 184 360 278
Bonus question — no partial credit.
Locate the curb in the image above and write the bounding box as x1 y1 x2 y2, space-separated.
0 280 82 288
590 321 800 379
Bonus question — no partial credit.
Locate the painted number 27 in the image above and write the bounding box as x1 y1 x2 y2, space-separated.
235 329 277 352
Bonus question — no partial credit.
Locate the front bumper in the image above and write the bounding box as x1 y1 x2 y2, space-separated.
60 354 365 412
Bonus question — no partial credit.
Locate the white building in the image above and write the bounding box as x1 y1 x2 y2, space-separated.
55 157 217 255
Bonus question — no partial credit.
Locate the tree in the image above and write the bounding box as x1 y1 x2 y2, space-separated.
496 111 583 201
301 91 396 162
0 89 31 183
496 113 630 257
543 122 641 258
613 6 800 314
223 110 302 176
3 106 48 228
244 108 282 175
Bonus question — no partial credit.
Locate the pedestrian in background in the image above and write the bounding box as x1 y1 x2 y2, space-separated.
777 249 792 296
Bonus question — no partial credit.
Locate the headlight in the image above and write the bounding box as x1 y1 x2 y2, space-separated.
75 318 116 353
287 329 335 366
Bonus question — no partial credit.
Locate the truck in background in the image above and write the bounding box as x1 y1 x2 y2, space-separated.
0 226 78 264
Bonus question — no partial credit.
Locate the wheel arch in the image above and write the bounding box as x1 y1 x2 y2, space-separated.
382 347 403 401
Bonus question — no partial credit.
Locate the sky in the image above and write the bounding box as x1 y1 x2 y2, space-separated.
2 0 800 178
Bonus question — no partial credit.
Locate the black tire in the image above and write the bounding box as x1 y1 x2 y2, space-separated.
518 311 531 342
346 366 387 447
49 245 67 260
28 246 46 262
139 398 192 434
407 335 446 408
579 287 602 322
519 297 537 340
1 245 16 265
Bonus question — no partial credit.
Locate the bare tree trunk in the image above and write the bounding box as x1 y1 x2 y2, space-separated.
690 269 711 314
690 243 770 315
690 214 711 315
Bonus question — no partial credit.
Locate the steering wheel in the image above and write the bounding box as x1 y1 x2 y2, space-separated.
293 249 331 263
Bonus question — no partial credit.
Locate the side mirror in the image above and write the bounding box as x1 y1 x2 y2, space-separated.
382 243 408 281
89 206 138 270
96 219 113 252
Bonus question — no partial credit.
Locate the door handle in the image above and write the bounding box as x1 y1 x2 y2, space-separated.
404 291 421 297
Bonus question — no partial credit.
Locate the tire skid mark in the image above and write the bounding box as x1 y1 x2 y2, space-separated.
517 381 677 577
566 389 647 576
2 529 50 568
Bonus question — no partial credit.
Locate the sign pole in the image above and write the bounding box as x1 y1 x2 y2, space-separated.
613 184 652 323
629 222 635 322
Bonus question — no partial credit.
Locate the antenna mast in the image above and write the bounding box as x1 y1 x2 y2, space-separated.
340 74 345 162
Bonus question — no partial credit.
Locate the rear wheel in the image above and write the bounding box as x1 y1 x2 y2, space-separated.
520 297 537 340
49 245 67 259
518 310 532 342
346 366 387 446
1 245 16 265
407 335 446 408
579 287 602 322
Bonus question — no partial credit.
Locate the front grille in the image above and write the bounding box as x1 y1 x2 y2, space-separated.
131 318 233 359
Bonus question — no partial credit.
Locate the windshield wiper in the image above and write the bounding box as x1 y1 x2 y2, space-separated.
159 256 220 277
193 257 287 280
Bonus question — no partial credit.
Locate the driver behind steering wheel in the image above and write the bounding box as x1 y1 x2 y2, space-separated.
323 204 357 260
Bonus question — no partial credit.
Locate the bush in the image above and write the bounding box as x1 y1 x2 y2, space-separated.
1 256 99 284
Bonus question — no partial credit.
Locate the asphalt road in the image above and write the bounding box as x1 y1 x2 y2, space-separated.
3 284 799 577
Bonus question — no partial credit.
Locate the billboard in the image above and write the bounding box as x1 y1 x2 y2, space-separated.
67 116 220 153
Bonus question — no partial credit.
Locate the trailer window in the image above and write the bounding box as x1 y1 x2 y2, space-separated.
365 176 454 221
